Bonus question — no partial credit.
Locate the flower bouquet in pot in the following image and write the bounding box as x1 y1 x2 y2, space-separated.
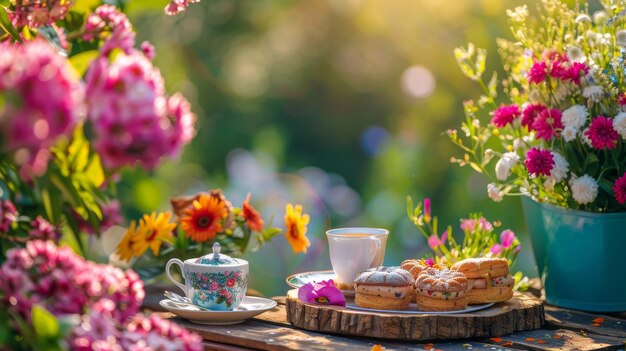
449 0 626 311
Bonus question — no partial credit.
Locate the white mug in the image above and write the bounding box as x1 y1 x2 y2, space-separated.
326 227 388 289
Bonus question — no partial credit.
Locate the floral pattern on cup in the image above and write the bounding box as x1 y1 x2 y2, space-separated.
186 270 247 310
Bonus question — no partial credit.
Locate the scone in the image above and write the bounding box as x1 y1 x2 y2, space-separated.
354 267 414 310
400 258 444 280
414 268 470 311
451 257 514 304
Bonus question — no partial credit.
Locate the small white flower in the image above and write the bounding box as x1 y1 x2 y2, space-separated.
567 46 584 61
582 85 604 102
613 112 626 139
495 152 519 181
487 183 504 202
472 119 480 128
562 126 578 142
575 14 591 23
593 11 608 25
569 174 599 205
513 138 524 151
548 152 569 183
506 5 528 22
523 132 535 144
485 149 494 158
562 105 588 130
617 30 626 47
581 128 593 147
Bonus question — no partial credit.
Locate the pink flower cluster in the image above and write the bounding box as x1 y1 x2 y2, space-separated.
490 229 521 255
0 240 143 323
614 172 626 205
0 200 18 233
83 5 135 56
528 51 589 85
10 0 73 28
85 52 195 170
428 230 448 249
0 40 84 178
28 216 59 241
70 299 202 351
492 103 563 141
165 0 201 16
525 148 554 177
460 217 493 232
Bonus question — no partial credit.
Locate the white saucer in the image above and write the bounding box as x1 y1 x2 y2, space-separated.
345 302 495 315
285 270 355 297
159 296 277 325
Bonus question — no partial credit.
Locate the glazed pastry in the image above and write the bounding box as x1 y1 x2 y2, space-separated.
354 266 414 310
414 268 470 311
451 258 514 304
400 258 444 280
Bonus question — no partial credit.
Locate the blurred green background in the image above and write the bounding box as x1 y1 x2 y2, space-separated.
116 0 541 296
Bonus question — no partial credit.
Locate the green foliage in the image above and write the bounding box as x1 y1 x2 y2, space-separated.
0 6 22 43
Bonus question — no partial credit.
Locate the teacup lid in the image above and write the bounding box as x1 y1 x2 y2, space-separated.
195 243 240 266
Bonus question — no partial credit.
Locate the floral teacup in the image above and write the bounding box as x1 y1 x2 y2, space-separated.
166 243 248 311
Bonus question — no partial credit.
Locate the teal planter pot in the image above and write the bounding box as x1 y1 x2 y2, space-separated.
522 197 626 312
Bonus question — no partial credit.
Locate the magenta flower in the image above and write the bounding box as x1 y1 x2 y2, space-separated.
522 104 547 129
0 40 84 178
528 61 548 84
566 62 589 85
619 93 626 106
514 245 522 253
491 104 521 128
423 198 431 223
424 258 436 267
532 108 563 140
28 216 59 241
165 0 201 15
0 200 18 233
441 230 449 243
549 53 570 80
140 41 156 61
298 280 345 306
525 148 554 177
9 0 73 28
428 234 443 249
490 244 503 255
613 172 626 205
585 116 619 150
500 230 516 248
479 217 493 231
83 5 135 56
460 219 475 232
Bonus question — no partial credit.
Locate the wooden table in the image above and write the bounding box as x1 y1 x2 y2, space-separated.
147 288 626 351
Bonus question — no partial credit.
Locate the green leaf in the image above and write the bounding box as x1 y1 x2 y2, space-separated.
261 227 282 241
32 305 60 338
0 6 22 43
41 188 61 225
583 153 600 177
69 50 99 77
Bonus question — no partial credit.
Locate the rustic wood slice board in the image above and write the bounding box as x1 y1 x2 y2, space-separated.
286 289 544 341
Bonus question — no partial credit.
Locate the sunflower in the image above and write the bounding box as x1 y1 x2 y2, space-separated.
116 221 140 262
180 194 228 242
242 193 264 232
132 212 176 256
284 203 310 254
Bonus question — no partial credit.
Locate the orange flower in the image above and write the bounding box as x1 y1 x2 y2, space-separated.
242 193 264 232
371 345 383 351
284 203 310 254
180 194 228 242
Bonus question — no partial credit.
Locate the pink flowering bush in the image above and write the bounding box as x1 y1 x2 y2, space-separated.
407 197 527 290
450 1 626 212
0 1 202 349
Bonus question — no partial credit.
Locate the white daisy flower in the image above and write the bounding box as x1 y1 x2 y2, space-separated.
495 152 519 181
562 126 578 142
567 45 584 61
569 174 599 205
548 152 569 183
487 183 504 202
582 85 604 102
613 112 626 139
562 105 588 130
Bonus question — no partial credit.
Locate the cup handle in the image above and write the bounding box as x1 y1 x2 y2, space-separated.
369 237 382 267
166 258 186 295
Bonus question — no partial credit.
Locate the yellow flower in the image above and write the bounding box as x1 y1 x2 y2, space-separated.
116 220 140 262
284 203 310 254
132 212 176 257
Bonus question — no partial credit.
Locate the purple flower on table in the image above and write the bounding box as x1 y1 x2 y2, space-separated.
298 280 345 306
500 230 516 248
